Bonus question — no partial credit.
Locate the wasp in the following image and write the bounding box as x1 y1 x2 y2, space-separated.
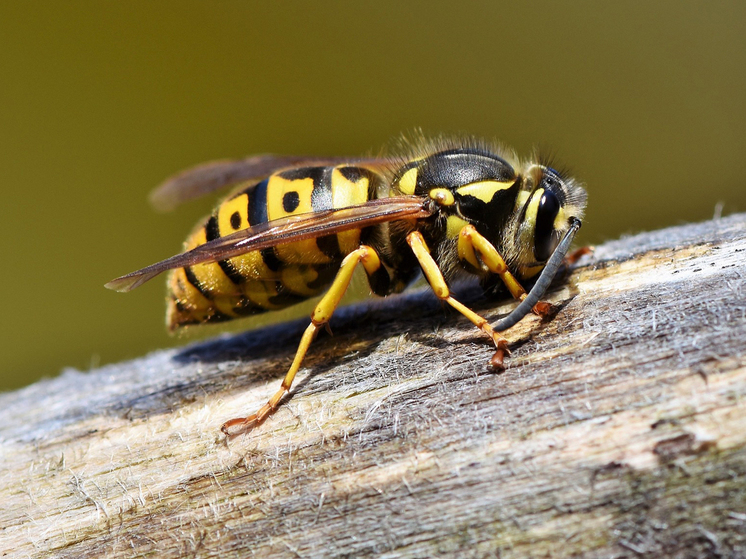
106 136 587 435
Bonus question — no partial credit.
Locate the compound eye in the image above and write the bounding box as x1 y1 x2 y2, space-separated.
534 190 561 262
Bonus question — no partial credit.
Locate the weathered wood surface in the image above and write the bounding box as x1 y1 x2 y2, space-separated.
2 213 746 558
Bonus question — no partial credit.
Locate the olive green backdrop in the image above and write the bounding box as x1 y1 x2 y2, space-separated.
2 2 744 390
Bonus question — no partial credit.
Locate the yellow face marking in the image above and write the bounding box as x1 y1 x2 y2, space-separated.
515 190 531 213
523 188 544 229
553 206 568 231
429 188 455 206
511 188 546 271
446 215 469 238
455 180 514 204
397 167 418 195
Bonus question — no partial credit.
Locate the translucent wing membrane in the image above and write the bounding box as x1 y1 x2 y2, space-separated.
150 155 389 211
106 197 431 292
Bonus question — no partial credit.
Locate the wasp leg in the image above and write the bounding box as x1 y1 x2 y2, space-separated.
221 245 383 436
458 224 553 318
406 231 509 370
565 245 594 266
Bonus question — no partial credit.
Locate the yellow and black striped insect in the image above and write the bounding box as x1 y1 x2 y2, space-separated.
106 136 587 435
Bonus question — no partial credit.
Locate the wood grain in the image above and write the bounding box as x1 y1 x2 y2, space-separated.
2 213 746 558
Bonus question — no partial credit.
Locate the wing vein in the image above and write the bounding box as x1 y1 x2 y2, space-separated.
106 197 431 292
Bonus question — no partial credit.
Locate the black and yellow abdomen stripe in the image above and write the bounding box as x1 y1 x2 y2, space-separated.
167 165 377 329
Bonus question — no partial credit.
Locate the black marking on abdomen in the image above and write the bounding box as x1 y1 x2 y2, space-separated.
172 297 187 313
338 166 379 199
248 178 270 226
205 215 220 241
219 259 245 285
183 266 212 299
261 247 283 272
205 214 245 284
316 234 341 259
230 211 241 230
268 281 309 308
282 191 300 213
311 167 334 211
276 166 332 211
247 178 282 271
274 166 334 211
202 310 234 324
306 263 338 291
231 296 268 316
337 166 365 182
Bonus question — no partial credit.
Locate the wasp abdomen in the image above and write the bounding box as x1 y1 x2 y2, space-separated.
167 165 378 329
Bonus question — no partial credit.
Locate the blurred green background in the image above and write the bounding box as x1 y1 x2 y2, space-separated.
1 2 744 390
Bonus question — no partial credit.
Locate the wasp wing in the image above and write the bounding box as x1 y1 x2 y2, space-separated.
106 196 431 292
150 155 390 212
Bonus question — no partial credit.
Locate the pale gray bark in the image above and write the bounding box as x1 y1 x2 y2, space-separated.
2 213 746 558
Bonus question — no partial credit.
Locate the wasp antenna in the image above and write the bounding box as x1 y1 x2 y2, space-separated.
492 217 582 332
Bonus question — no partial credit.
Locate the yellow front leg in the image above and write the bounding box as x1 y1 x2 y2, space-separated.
458 224 553 317
222 245 382 436
406 231 509 369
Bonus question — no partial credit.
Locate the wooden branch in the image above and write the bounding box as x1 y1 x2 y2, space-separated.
2 213 746 558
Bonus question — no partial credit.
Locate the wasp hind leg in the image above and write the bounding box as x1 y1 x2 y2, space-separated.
221 245 384 436
406 231 511 370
